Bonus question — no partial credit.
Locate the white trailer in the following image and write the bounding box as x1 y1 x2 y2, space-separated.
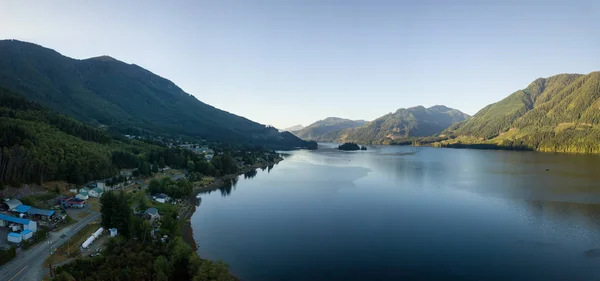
93 227 103 239
81 236 95 249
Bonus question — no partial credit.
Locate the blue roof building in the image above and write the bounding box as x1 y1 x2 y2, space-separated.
0 213 37 232
27 207 55 217
14 205 32 213
8 232 21 238
0 213 31 225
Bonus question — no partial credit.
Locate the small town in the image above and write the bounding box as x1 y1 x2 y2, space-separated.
0 140 282 281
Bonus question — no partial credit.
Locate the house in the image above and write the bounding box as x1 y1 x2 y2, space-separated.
76 193 89 200
153 193 169 203
96 182 105 190
88 187 104 198
1 199 23 211
59 197 86 208
76 187 89 200
0 213 37 232
144 207 160 222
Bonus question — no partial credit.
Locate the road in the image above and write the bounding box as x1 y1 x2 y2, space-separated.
0 210 100 281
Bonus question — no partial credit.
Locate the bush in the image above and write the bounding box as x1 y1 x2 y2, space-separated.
0 247 16 265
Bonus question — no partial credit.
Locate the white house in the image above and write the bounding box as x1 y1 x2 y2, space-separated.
144 207 161 223
153 194 169 203
88 187 104 198
96 182 105 190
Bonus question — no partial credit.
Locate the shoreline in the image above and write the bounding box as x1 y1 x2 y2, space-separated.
179 157 284 251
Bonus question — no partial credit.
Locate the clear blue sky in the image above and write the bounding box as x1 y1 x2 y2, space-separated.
1 0 599 128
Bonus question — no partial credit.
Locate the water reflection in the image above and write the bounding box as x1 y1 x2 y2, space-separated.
193 147 600 281
244 169 258 179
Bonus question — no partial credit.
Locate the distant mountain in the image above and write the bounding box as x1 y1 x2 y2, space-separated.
441 72 600 153
0 40 316 150
281 124 304 132
293 117 368 140
320 106 469 144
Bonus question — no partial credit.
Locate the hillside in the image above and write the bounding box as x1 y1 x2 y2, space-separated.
0 40 315 150
293 117 367 140
442 72 600 153
320 106 469 144
0 88 287 186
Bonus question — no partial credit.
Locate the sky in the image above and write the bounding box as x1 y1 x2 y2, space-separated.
1 0 599 129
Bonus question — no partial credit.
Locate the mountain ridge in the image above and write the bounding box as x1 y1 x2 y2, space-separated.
440 71 600 153
0 39 316 149
304 106 469 144
293 117 368 140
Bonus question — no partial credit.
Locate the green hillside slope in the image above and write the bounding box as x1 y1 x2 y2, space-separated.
293 117 367 140
442 72 600 153
0 40 315 149
322 105 469 144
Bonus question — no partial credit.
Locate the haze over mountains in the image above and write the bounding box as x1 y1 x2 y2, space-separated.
281 125 304 132
293 117 368 140
0 40 315 149
443 72 600 153
297 106 469 144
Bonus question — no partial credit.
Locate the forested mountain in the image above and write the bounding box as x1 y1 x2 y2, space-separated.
318 106 469 144
0 88 264 186
293 117 368 140
0 40 315 150
442 72 600 153
281 125 304 132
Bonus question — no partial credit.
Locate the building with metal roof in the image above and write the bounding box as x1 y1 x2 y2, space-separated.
21 229 33 240
2 199 23 211
27 207 55 217
14 205 32 213
0 213 37 232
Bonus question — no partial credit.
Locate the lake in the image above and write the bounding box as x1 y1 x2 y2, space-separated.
191 144 600 281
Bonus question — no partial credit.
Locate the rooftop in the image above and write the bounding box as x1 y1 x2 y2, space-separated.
27 207 55 217
8 232 21 238
14 205 32 213
144 207 159 215
21 229 32 235
0 214 31 225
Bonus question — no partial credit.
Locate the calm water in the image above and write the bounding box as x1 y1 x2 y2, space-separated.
192 144 600 281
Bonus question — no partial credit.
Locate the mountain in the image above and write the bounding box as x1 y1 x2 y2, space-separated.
320 106 469 144
293 117 368 140
0 40 316 150
281 124 304 132
442 72 600 153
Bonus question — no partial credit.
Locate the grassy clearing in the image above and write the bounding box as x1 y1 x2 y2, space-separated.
44 222 100 267
87 198 101 212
